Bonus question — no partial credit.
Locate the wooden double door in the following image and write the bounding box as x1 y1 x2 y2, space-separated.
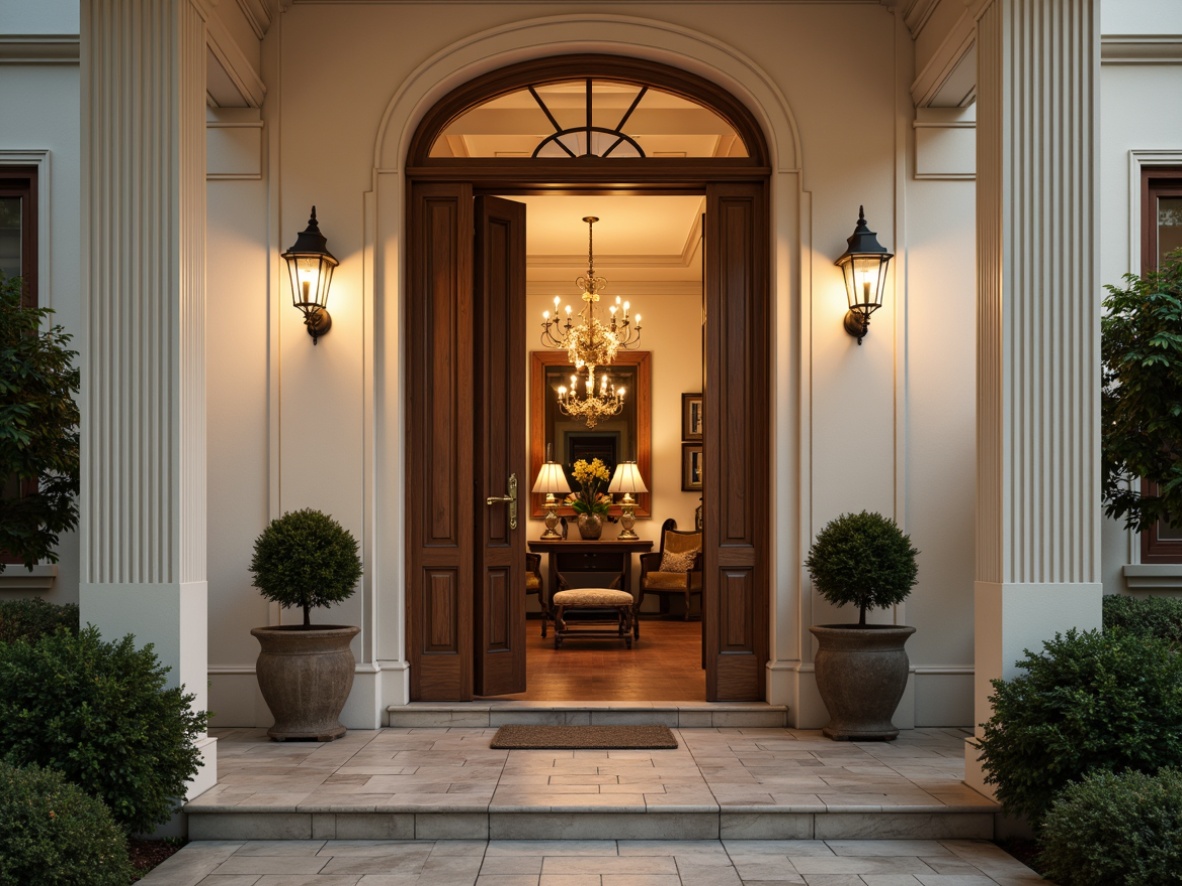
405 180 770 701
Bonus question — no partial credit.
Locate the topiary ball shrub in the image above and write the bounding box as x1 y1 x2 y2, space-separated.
0 760 133 886
250 508 363 626
0 597 79 646
1039 768 1182 886
1102 593 1182 646
0 626 209 835
975 627 1182 827
805 511 919 625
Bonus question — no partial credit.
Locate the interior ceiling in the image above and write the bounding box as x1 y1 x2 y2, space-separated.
512 195 705 285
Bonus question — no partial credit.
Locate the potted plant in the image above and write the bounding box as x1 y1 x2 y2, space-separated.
805 510 919 740
566 457 612 539
249 508 363 741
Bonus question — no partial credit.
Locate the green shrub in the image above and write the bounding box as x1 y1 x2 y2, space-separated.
0 275 81 572
0 597 79 645
250 508 363 626
0 626 209 835
805 511 919 625
0 761 133 886
974 628 1182 826
1039 768 1182 886
1103 594 1182 646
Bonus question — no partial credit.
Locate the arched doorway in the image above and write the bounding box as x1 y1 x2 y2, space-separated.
404 55 771 702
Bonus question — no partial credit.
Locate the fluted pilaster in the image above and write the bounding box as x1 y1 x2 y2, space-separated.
977 0 1099 587
79 3 212 795
970 0 1102 792
81 0 207 587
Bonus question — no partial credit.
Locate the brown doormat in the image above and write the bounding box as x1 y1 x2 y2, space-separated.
490 724 678 750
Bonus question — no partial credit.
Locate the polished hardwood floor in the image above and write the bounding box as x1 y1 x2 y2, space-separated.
487 617 706 701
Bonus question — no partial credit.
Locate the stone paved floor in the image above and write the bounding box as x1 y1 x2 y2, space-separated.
137 838 1046 884
140 727 1046 884
188 726 995 816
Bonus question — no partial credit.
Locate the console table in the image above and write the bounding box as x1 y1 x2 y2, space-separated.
527 538 653 593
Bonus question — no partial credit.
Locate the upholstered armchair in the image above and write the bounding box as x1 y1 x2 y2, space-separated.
525 552 549 637
637 518 702 632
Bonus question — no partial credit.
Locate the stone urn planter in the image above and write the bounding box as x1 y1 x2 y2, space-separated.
805 511 920 742
249 508 363 742
251 624 360 741
810 624 916 740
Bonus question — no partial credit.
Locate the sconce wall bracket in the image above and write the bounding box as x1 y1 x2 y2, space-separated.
303 306 332 343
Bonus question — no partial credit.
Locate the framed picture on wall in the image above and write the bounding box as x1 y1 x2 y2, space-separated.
682 443 703 491
682 393 703 441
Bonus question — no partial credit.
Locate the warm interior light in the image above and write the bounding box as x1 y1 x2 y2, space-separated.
539 216 640 427
834 206 893 346
282 207 339 345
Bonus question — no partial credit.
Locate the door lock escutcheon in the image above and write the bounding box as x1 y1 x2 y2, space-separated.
485 473 518 530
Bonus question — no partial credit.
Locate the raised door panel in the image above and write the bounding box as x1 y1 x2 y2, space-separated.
704 181 770 701
473 195 527 696
407 182 475 701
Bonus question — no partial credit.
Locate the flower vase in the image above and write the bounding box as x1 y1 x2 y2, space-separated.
576 513 604 540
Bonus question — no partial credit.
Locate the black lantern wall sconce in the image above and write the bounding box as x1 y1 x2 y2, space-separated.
282 206 339 345
834 206 893 345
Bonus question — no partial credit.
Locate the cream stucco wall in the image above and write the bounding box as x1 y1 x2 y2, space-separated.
0 11 81 604
198 0 983 728
1098 37 1182 600
2 0 991 730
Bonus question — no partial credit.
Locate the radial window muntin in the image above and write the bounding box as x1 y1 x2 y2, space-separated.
429 77 749 160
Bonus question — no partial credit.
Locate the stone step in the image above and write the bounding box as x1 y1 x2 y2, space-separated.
187 806 996 843
386 702 790 729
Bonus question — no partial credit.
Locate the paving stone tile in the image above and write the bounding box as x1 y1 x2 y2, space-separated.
542 855 677 875
211 855 331 875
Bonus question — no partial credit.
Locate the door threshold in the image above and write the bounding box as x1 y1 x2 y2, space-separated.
387 701 788 729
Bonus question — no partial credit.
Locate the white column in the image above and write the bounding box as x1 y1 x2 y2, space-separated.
80 0 215 801
969 0 1102 793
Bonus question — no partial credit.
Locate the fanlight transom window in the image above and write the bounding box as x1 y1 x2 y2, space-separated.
429 77 749 159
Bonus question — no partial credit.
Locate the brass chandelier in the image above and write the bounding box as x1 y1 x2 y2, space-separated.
540 216 641 428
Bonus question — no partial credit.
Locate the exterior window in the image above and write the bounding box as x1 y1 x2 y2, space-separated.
1 168 37 565
1140 170 1182 563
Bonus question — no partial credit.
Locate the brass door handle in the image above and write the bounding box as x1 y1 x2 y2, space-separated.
485 473 518 530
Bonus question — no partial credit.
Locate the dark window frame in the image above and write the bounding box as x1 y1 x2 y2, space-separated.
1139 168 1182 563
0 166 37 304
1 167 39 565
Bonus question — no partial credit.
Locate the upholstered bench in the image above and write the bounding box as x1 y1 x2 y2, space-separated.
550 588 635 649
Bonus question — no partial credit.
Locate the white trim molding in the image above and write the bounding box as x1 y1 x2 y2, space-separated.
0 150 52 307
1127 150 1182 278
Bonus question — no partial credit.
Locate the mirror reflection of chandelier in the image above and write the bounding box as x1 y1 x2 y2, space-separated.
540 216 641 428
557 366 624 428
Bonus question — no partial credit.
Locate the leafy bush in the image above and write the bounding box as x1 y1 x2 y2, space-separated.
0 626 209 834
0 760 133 886
0 597 79 645
0 275 81 572
1039 768 1182 886
1103 593 1182 646
975 628 1182 826
250 508 363 626
805 511 919 625
1101 249 1182 532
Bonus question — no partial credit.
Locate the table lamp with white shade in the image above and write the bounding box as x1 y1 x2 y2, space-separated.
608 460 648 540
532 450 572 539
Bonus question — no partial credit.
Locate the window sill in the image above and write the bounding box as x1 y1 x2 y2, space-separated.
0 564 57 591
1123 563 1182 592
